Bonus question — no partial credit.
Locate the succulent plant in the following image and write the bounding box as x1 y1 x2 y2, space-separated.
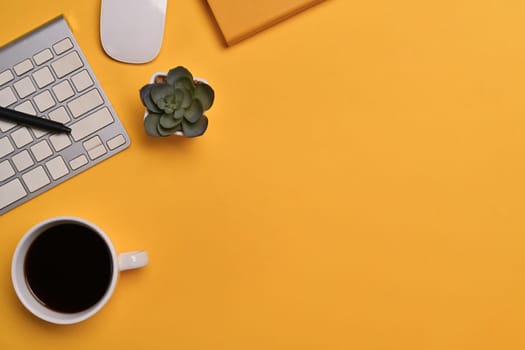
140 66 215 137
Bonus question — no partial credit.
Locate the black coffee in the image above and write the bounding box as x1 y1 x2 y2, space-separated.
24 223 113 313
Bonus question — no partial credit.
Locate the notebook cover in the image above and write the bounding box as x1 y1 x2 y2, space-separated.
207 0 325 46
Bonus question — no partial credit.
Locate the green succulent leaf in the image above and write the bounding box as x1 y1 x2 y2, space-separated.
167 66 193 86
174 77 194 90
160 113 182 129
181 88 193 108
182 115 208 137
173 89 185 108
174 108 185 120
140 84 162 113
194 83 215 111
157 122 181 136
184 99 204 123
150 84 175 105
144 113 162 137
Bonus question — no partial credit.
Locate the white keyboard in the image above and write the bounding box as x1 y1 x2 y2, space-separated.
0 16 130 215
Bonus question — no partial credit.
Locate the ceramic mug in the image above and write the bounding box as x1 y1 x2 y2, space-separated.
11 216 148 324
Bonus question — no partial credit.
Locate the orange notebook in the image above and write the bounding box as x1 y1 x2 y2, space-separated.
207 0 325 46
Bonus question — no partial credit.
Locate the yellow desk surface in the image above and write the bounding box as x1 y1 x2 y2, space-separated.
2 1 525 349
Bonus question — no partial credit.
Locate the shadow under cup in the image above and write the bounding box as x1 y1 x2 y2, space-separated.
12 217 126 324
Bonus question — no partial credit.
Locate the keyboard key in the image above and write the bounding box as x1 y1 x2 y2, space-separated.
0 119 16 132
0 160 15 181
0 70 14 86
0 179 27 210
13 77 36 98
15 100 36 114
0 87 17 107
0 120 17 132
88 144 107 160
48 106 71 123
67 89 103 118
51 51 83 78
12 150 34 171
11 127 33 148
33 48 53 65
107 134 126 150
46 156 69 180
30 140 53 161
34 90 56 112
70 107 114 141
83 136 107 160
52 80 74 102
32 67 55 88
83 135 101 150
49 133 71 152
14 101 47 138
22 166 50 192
0 136 15 157
53 38 73 55
69 154 88 170
71 70 93 92
13 59 34 76
31 127 47 139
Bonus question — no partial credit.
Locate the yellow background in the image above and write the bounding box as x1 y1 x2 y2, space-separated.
2 0 525 349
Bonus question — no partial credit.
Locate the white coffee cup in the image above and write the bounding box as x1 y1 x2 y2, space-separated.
11 216 148 325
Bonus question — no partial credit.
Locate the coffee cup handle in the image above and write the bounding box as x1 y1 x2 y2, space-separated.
118 250 149 271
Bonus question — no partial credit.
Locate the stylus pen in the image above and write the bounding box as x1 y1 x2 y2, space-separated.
0 106 71 134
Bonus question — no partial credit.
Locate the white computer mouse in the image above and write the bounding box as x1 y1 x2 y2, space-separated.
100 0 167 64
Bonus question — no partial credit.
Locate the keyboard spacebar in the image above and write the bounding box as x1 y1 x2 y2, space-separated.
0 179 27 210
70 107 114 141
